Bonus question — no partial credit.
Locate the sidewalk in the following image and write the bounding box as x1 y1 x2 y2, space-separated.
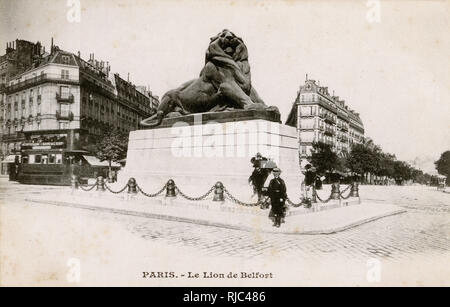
26 188 406 235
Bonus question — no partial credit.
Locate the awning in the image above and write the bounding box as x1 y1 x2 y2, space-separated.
1 155 20 163
82 155 120 167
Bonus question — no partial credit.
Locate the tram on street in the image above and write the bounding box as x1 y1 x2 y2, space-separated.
18 136 120 185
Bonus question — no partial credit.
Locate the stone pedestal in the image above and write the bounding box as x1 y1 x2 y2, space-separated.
121 112 303 203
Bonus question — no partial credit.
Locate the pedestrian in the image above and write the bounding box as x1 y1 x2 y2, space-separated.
249 152 269 201
267 167 287 227
303 164 317 199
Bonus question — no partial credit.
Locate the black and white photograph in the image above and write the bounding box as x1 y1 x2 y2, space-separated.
0 0 449 288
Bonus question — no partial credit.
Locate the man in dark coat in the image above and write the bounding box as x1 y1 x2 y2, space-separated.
267 167 287 227
249 152 269 201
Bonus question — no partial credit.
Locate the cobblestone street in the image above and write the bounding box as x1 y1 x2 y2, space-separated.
1 179 449 286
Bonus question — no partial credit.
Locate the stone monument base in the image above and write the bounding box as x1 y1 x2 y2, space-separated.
121 113 303 203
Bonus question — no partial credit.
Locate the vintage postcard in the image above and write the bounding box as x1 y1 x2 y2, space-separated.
0 0 449 289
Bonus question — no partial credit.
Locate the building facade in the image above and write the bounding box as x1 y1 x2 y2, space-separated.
0 39 159 176
286 77 365 159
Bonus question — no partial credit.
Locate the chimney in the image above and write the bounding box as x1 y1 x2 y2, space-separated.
51 37 54 54
77 51 80 58
127 72 130 82
306 73 308 81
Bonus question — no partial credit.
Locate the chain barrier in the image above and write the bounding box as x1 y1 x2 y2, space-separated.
78 181 97 192
223 188 260 207
105 184 128 194
339 184 353 200
175 185 215 201
315 191 333 203
286 197 303 207
76 177 361 208
137 184 167 198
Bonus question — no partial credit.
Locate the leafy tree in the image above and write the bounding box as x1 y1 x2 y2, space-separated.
392 160 413 184
376 152 396 178
435 151 450 182
308 142 339 177
346 143 378 180
95 129 129 172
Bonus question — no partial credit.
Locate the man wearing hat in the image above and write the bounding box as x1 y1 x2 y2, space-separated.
303 164 317 200
267 167 287 227
249 152 269 201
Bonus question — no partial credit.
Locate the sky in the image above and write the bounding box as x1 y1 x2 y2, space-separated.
1 0 449 173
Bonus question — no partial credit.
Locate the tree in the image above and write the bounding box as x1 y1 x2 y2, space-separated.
376 152 396 179
393 160 413 185
435 151 450 181
95 129 129 172
308 142 339 178
346 143 378 181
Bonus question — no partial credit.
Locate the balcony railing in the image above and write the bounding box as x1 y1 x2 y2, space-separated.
56 110 74 121
6 73 79 94
324 127 335 136
56 93 75 103
324 114 336 124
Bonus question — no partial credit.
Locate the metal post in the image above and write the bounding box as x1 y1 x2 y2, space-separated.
166 179 176 198
71 175 79 190
331 182 340 200
96 176 105 191
127 177 137 194
213 182 224 202
350 182 359 198
311 185 317 203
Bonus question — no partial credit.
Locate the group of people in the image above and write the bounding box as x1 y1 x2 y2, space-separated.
248 153 287 228
248 154 322 228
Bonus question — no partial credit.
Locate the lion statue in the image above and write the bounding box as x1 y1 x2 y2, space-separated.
141 29 279 127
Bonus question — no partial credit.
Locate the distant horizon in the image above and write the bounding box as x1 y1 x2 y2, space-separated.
1 0 449 173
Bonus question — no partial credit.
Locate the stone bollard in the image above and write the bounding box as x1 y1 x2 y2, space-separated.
127 178 138 194
213 182 225 202
166 179 176 198
331 183 340 200
350 182 359 198
96 176 105 192
71 175 79 190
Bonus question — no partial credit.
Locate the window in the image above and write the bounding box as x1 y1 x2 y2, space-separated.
55 154 62 164
60 86 70 99
41 154 48 164
48 154 56 164
62 55 70 64
61 69 69 80
34 154 42 164
60 104 70 117
22 155 29 164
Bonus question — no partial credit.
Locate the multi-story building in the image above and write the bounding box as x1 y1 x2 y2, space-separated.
0 39 159 178
0 40 48 172
286 77 365 159
136 85 159 110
